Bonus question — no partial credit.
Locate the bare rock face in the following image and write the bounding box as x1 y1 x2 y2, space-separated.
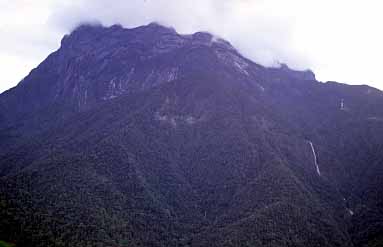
1 23 383 247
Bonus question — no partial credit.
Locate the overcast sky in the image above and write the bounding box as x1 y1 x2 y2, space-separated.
1 0 382 93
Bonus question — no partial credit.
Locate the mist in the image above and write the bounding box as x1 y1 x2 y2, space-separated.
50 0 311 70
1 0 382 93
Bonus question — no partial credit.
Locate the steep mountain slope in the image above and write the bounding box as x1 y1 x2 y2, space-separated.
0 23 382 247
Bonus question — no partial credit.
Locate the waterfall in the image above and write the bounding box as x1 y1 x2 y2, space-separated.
308 141 321 176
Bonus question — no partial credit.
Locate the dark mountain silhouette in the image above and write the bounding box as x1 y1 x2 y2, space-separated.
0 23 382 247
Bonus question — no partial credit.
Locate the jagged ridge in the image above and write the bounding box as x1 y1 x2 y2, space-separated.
0 23 382 247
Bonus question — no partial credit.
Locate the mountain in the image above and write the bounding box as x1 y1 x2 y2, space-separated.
1 23 383 247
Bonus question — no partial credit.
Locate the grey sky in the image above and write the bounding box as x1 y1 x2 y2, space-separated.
1 0 382 93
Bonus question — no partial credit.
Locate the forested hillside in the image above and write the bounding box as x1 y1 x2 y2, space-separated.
0 23 382 247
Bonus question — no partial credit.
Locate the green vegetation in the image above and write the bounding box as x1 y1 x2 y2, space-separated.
1 24 383 247
0 240 14 247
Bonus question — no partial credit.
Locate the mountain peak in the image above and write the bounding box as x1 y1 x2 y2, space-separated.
3 23 318 121
68 22 176 37
1 22 383 247
272 63 316 81
145 21 175 31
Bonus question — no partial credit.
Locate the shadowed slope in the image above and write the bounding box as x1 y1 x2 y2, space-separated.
0 23 383 247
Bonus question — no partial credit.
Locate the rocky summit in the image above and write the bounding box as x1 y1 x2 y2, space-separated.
0 23 383 247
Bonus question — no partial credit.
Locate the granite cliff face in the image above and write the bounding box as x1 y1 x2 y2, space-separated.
0 23 383 247
0 23 314 121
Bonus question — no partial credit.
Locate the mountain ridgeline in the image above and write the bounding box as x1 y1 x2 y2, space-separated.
0 23 383 247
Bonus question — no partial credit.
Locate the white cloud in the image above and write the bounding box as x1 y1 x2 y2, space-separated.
49 0 311 68
0 0 382 93
0 0 63 92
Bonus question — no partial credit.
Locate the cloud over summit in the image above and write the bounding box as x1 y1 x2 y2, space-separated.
1 0 382 93
51 0 311 70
